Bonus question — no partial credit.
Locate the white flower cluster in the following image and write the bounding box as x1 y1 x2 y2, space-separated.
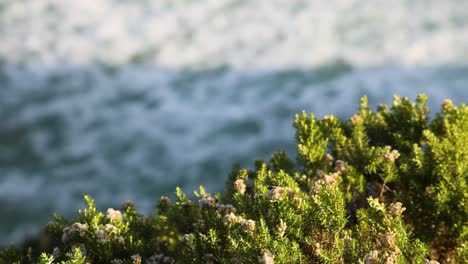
93 223 123 245
292 196 303 208
363 250 379 264
267 187 293 200
325 153 334 166
198 196 217 209
380 231 400 253
310 160 348 200
106 208 123 222
314 242 321 255
223 212 255 233
388 202 406 216
382 146 400 162
363 230 403 264
267 187 285 200
243 219 256 233
62 222 88 243
442 99 454 110
105 223 119 235
350 114 363 124
182 233 192 243
217 204 236 215
113 235 125 245
233 179 246 194
94 229 109 244
335 160 348 173
258 250 275 264
315 170 340 186
224 212 238 225
278 219 287 237
310 172 338 200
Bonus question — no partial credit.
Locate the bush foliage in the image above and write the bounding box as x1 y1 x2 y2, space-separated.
1 95 466 263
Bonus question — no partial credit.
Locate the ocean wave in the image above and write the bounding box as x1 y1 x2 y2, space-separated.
1 0 468 67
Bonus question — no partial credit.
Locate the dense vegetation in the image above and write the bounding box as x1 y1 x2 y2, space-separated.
1 95 466 263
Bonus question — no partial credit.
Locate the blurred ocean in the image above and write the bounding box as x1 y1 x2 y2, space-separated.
0 0 467 246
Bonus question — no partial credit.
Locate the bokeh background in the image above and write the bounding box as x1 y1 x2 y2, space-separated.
1 0 467 246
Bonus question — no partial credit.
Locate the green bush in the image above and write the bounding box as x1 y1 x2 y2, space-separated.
1 95 466 263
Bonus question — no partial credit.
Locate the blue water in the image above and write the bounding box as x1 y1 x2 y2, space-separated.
0 0 467 245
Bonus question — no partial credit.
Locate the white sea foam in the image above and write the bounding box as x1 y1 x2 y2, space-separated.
1 0 468 67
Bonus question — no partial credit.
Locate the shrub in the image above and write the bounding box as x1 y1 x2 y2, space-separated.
1 95 466 263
